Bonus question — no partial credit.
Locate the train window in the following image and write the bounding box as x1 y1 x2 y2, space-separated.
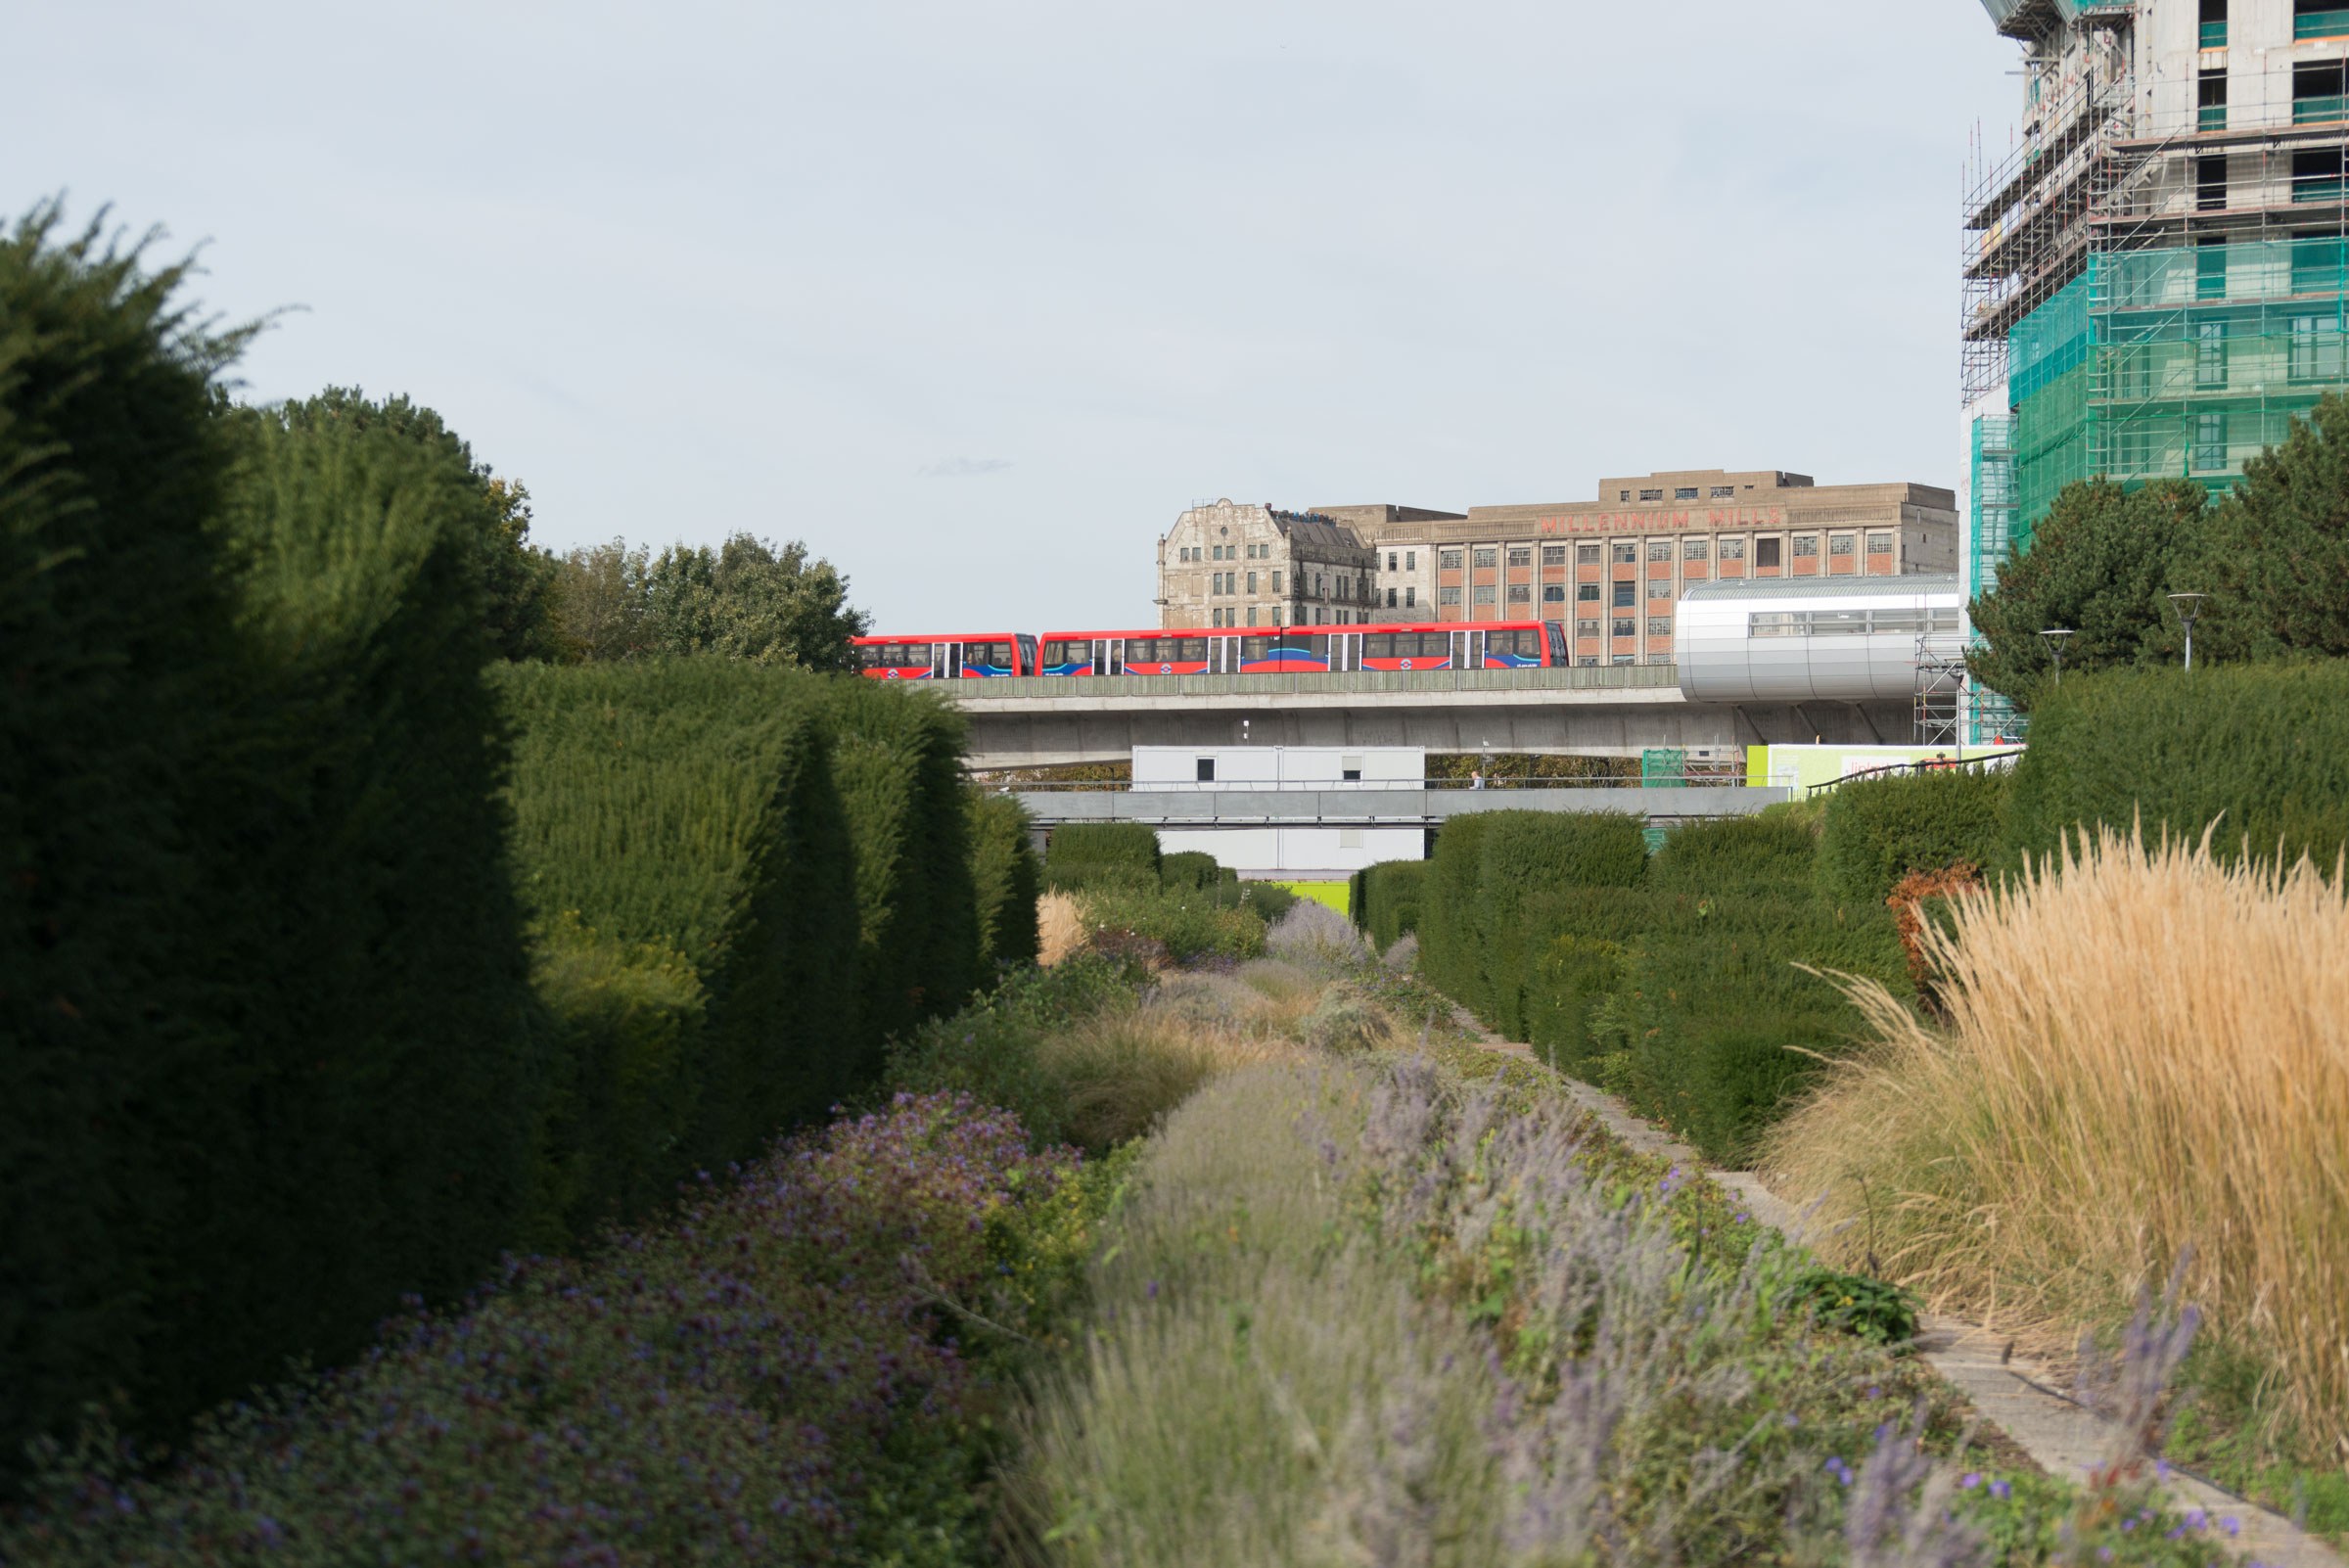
1748 613 1800 637
1241 636 1271 662
1362 633 1395 659
1811 612 1869 634
1041 640 1079 668
1870 611 1923 634
983 641 1013 668
1177 637 1209 662
1126 637 1160 663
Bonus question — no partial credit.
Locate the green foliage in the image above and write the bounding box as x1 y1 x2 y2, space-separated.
1240 881 1298 921
2194 392 2349 664
2004 662 2349 874
885 956 1145 1151
547 533 870 669
1648 813 1818 899
1044 821 1163 893
1525 934 1626 1072
1780 1268 1921 1348
1418 812 1495 1013
1159 850 1222 891
496 660 862 1236
0 201 254 1478
1816 768 2011 905
267 386 561 662
820 677 981 1042
1968 479 2206 709
1079 885 1268 962
1465 811 1648 1038
967 788 1041 974
1353 859 1428 950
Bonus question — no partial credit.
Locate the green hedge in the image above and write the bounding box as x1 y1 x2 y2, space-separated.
496 661 860 1237
1649 814 1817 899
1161 850 1222 891
2004 663 2349 874
1 212 256 1475
1352 859 1428 950
1419 811 1646 1036
1816 768 2012 904
969 789 1041 973
1044 821 1163 892
820 679 981 1049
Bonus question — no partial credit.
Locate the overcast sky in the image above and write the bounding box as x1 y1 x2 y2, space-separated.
10 2 2022 630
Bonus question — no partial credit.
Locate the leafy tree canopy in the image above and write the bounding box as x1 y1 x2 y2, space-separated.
549 533 868 671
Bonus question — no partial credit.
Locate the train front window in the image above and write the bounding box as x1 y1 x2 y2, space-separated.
1041 640 1079 668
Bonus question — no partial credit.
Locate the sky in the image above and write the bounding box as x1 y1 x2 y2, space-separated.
8 2 2024 630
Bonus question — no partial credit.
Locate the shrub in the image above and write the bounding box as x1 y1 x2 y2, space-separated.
886 957 1144 1149
1817 768 2011 905
1240 881 1298 921
496 660 861 1236
1353 859 1428 950
0 207 255 1472
819 677 982 1047
5 1095 1082 1568
2004 663 2349 875
1265 898 1373 970
1524 934 1626 1073
968 788 1041 974
1474 812 1648 1038
1080 884 1267 963
1045 821 1162 892
1161 850 1223 891
1418 813 1495 1013
1649 814 1818 899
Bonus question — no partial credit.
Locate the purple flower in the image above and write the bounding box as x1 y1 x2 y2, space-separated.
1990 1478 2011 1500
1959 1472 1982 1491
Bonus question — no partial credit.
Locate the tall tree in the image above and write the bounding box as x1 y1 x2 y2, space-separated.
548 538 652 662
1967 478 2206 709
641 533 868 670
270 388 561 661
2191 392 2349 663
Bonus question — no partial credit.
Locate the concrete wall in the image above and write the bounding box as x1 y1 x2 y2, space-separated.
1023 785 1791 826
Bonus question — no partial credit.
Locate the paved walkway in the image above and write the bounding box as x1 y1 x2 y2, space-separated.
1455 1013 2342 1568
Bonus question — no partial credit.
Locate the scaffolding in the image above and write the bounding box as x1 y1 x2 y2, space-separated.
1960 10 2349 744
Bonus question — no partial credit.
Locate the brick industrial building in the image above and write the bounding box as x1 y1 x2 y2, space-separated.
1156 469 1958 666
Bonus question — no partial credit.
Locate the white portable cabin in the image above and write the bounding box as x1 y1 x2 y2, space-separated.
1132 745 1425 879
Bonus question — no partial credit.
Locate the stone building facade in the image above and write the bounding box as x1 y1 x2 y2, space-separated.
1155 500 1389 628
1157 470 1958 665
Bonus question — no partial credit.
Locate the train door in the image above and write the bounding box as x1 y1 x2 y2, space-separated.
936 642 960 679
1016 634 1037 676
1451 627 1485 669
1090 636 1124 675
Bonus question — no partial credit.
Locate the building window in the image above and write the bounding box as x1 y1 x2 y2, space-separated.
1542 544 1566 565
1646 538 1672 562
1618 489 1631 501
2294 60 2348 127
1709 484 1734 499
1405 550 1416 570
1647 577 1672 599
1612 581 1635 608
2201 0 2226 48
1473 546 1497 569
1246 606 1259 626
2197 319 2229 388
1648 618 1673 637
1576 620 1600 637
1247 570 1259 592
1719 537 1747 560
1507 546 1532 567
1674 486 1698 500
2192 411 2229 472
1315 573 1326 595
1638 488 1663 501
1866 531 1894 555
2294 149 2346 204
1507 583 1531 603
1612 618 1636 638
1792 535 1820 558
1613 654 1636 666
1578 543 1601 564
1829 534 1856 557
1439 585 1461 606
1440 548 1463 571
1612 540 1637 563
2300 0 2349 38
1577 582 1600 602
1387 586 1398 608
1313 607 1327 624
1473 584 1497 605
2200 68 2228 132
1405 586 1416 608
2198 240 2228 301
1757 537 1782 569
1543 584 1566 602
1271 570 1282 593
2199 155 2228 211
1387 552 1398 571
1681 537 1708 560
2289 313 2345 381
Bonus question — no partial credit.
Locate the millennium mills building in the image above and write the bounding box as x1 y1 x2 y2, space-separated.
1964 0 2349 594
1156 472 1958 667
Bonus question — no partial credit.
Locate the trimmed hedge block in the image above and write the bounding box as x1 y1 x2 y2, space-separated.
1817 768 2010 905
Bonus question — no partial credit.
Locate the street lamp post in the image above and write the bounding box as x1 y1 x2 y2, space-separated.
2166 592 2208 670
2039 627 2076 687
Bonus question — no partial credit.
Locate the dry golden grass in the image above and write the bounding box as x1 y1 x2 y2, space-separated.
1763 826 2349 1444
1033 1001 1308 1150
1036 891 1087 967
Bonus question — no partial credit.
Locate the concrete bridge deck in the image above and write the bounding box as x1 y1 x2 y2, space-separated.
1014 783 1790 826
944 665 1908 769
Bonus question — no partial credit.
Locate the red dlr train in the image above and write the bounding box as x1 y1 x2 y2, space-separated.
853 622 1564 678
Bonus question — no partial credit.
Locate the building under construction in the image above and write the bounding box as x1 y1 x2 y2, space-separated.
1965 0 2349 600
